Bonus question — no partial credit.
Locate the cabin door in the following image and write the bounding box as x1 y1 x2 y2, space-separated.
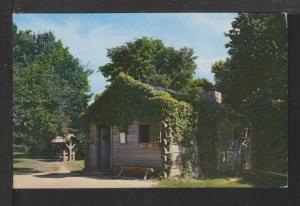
98 125 111 169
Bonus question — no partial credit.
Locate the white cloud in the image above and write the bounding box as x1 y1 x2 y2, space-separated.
195 56 227 82
14 13 235 93
186 13 235 34
15 15 135 94
156 13 236 35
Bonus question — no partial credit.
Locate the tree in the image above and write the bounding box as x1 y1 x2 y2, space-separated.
211 14 287 172
13 25 91 155
186 78 215 96
99 37 198 91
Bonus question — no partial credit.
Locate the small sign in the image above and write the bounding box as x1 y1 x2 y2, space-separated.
120 133 126 144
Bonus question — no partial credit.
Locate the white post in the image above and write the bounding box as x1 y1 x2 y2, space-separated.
66 142 76 161
63 150 68 161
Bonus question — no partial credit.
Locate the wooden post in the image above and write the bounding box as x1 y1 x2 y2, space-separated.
66 142 76 161
118 167 123 176
144 170 149 180
70 151 76 161
63 150 68 161
160 121 172 178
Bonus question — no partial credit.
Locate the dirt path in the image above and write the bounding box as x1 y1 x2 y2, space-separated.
14 162 158 188
56 163 70 173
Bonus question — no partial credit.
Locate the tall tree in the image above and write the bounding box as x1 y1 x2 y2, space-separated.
212 14 287 171
13 25 91 155
186 78 215 96
99 37 198 91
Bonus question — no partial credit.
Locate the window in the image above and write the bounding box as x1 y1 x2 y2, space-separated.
139 124 150 143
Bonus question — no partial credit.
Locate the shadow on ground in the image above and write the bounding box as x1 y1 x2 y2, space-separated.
237 170 288 187
207 170 288 187
14 153 58 162
32 169 287 187
14 167 40 175
34 172 147 181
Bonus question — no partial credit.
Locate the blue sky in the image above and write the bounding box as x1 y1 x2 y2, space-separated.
14 13 237 95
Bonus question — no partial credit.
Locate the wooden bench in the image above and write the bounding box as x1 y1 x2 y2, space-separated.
118 165 154 180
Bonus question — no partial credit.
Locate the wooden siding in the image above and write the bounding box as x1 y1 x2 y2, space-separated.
111 121 162 172
87 121 163 172
86 120 184 177
86 123 98 170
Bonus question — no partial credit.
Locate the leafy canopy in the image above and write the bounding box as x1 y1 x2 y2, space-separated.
86 72 247 176
13 25 91 154
211 13 287 171
99 37 198 91
86 72 194 142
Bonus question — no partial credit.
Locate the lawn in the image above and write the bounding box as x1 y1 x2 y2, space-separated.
158 177 252 188
63 160 85 172
13 152 85 174
13 152 60 174
14 152 287 188
157 170 288 188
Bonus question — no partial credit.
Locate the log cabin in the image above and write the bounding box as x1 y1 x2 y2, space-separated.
85 120 181 177
84 73 252 178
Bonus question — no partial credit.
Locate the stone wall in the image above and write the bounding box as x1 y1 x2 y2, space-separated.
160 122 183 177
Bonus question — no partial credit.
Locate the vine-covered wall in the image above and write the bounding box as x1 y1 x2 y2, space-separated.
84 73 194 177
194 100 252 176
85 73 193 136
84 73 251 177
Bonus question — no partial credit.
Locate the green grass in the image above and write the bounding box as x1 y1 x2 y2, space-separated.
237 169 288 187
158 177 252 188
13 153 60 174
13 152 85 174
157 170 288 188
63 160 85 172
14 152 287 188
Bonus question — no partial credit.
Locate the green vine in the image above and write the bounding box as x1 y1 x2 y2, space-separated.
194 100 251 176
85 72 193 143
84 72 251 177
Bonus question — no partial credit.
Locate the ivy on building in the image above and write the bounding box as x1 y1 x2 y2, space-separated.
85 73 251 177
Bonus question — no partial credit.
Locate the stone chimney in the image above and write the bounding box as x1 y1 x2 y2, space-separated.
199 91 222 104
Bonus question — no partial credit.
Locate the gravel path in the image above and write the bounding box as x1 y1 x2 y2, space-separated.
14 163 158 188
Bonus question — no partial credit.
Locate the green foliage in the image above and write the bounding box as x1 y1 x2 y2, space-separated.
86 72 194 142
86 71 250 178
195 102 219 176
13 153 84 174
157 169 287 187
211 14 287 172
13 25 91 155
86 72 247 177
186 78 215 96
99 37 197 91
158 177 252 188
186 97 250 177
